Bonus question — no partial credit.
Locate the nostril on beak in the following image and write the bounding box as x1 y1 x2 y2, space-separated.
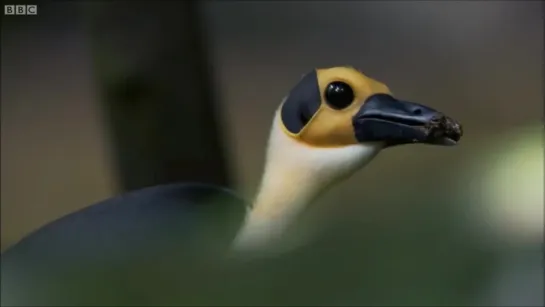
412 108 422 115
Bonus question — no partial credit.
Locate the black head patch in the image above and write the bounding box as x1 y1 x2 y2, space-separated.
280 70 321 134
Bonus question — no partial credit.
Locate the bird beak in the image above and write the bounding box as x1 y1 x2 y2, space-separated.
353 94 463 146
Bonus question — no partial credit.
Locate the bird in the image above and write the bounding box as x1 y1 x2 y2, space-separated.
1 66 462 305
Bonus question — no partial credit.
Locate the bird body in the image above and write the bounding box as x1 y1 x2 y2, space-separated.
1 183 245 264
1 183 246 305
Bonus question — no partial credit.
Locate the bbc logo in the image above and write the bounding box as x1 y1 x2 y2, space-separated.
4 4 38 15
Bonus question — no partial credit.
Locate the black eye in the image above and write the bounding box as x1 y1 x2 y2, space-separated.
324 81 354 109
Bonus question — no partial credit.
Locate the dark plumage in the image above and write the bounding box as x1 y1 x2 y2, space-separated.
1 183 246 305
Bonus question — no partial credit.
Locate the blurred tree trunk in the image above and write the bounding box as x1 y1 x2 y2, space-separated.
84 1 231 191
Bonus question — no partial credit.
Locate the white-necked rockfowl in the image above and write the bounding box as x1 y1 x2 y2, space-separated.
1 66 463 305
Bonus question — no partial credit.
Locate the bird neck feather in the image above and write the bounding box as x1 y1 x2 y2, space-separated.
231 109 381 253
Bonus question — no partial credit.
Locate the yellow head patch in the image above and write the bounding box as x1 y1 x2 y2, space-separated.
280 67 392 147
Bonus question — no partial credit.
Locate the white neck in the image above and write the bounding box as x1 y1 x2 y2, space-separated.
231 110 382 253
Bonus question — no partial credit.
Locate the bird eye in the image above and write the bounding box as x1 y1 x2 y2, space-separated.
324 81 354 109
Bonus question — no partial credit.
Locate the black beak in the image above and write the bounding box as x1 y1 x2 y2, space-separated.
353 94 463 146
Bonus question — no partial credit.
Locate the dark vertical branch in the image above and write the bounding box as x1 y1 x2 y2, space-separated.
85 1 231 191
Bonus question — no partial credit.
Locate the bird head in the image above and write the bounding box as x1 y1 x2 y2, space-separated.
269 66 464 193
280 66 462 150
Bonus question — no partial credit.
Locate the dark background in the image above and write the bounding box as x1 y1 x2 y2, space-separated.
1 1 543 305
